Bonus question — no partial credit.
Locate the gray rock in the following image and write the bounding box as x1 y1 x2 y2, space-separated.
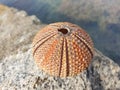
0 5 120 90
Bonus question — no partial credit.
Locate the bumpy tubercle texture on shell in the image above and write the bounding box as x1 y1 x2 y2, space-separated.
32 22 94 78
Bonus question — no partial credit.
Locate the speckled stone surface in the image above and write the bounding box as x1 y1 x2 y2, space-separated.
0 5 120 90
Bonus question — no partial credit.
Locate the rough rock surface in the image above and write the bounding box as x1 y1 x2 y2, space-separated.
0 5 120 90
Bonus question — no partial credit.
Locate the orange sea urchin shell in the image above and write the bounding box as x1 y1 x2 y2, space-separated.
32 22 94 77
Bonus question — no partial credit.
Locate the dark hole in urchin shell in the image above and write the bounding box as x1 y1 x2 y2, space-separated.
58 28 69 34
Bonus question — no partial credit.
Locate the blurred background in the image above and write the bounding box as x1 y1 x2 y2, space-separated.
0 0 120 65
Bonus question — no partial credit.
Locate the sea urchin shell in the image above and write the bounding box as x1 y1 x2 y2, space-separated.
32 22 94 77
